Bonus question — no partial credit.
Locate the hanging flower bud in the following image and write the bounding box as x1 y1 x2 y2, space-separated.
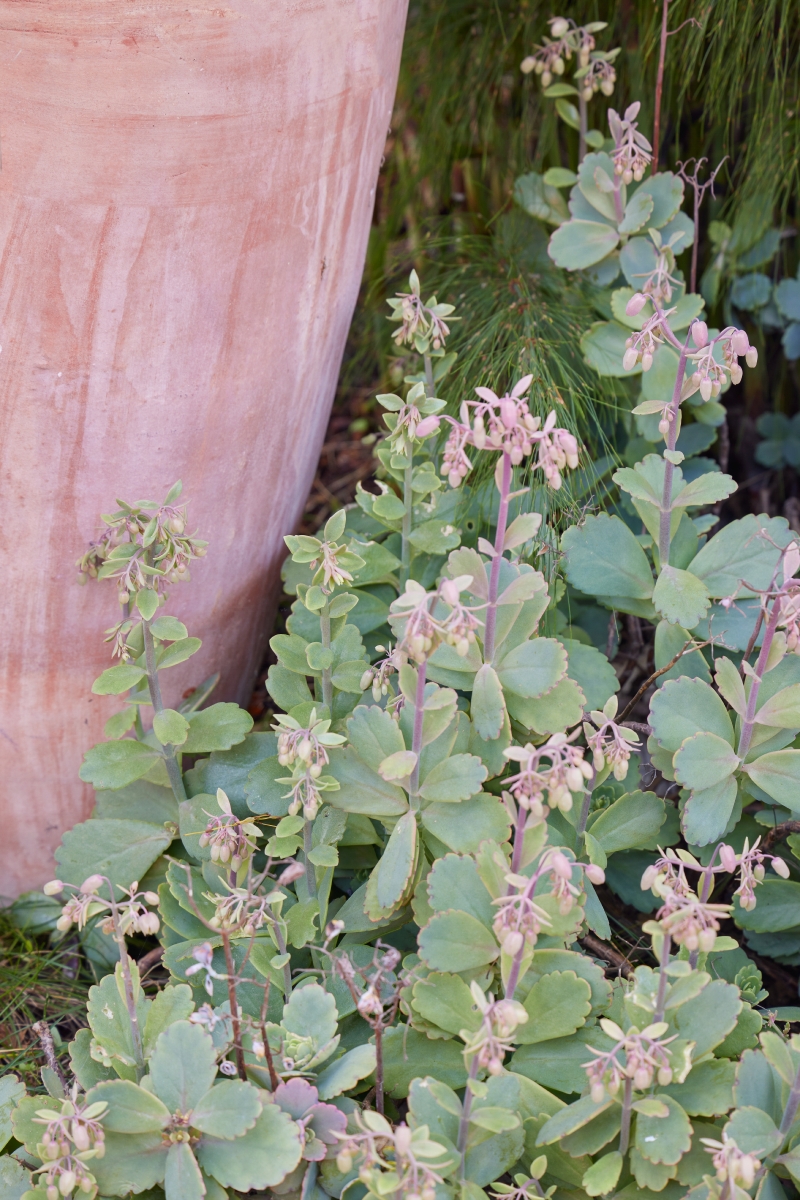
625 292 648 317
623 347 639 371
549 16 569 37
746 346 758 368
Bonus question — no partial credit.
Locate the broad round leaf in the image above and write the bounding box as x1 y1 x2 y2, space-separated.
197 1100 303 1191
549 220 620 270
149 1020 217 1115
495 638 567 700
87 1080 170 1133
79 740 161 790
191 1081 262 1139
418 910 499 972
674 732 739 791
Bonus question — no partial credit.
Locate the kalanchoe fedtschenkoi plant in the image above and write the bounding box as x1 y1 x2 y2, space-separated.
9 192 800 1200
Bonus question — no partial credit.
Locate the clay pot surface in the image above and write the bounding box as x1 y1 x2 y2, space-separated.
0 0 408 896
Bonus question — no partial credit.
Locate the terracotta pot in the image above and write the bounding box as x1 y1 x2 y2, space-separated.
0 0 408 897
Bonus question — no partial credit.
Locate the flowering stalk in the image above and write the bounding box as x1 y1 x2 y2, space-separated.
407 662 428 801
658 329 691 567
220 929 248 1081
484 450 512 663
737 591 783 759
652 0 669 164
457 1056 481 1179
142 615 186 802
654 931 672 1022
619 1076 634 1155
319 599 333 713
102 876 145 1079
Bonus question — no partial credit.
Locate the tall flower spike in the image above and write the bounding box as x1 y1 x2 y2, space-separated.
441 375 579 491
608 101 652 184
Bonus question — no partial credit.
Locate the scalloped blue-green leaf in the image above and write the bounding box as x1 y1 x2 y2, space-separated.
505 675 585 734
635 172 684 229
674 732 739 790
619 189 654 234
562 640 619 710
183 703 253 754
580 320 640 377
549 221 620 270
420 794 511 853
653 566 711 629
495 637 567 699
743 749 800 812
681 775 739 846
562 514 654 600
418 910 499 971
55 818 172 888
427 853 494 925
346 705 405 771
197 1101 303 1191
686 514 793 597
587 791 666 855
149 1021 217 1114
650 676 734 751
516 971 592 1044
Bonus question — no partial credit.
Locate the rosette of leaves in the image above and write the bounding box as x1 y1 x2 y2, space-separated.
533 953 777 1197
647 643 800 846
12 1021 303 1199
546 148 693 283
271 509 397 723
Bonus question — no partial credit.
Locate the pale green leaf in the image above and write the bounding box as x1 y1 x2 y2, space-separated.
183 704 253 754
516 971 592 1044
197 1101 302 1191
419 754 487 802
149 1021 217 1114
587 791 666 855
471 664 506 740
420 794 511 853
495 638 567 699
653 566 711 629
650 676 734 751
191 1080 262 1138
561 514 654 602
634 1095 691 1165
418 911 499 972
316 1045 377 1100
673 732 739 790
79 740 161 789
86 1079 170 1133
55 818 172 889
92 663 147 695
549 220 620 270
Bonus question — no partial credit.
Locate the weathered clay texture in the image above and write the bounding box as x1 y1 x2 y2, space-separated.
0 0 408 896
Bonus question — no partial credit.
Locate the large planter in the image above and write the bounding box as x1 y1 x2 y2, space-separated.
0 0 408 897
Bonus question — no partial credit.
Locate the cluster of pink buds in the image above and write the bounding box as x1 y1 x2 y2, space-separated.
700 1133 761 1189
521 18 615 96
389 576 482 663
334 1111 449 1200
584 696 640 780
379 382 443 457
275 712 344 773
44 875 160 937
641 852 731 951
274 711 346 819
689 323 757 399
622 300 669 371
463 982 530 1074
441 376 579 491
609 102 652 183
584 1018 676 1102
578 56 617 101
198 789 260 870
33 1094 107 1200
360 643 398 701
206 879 279 935
503 732 593 817
77 488 207 602
492 873 553 954
284 511 366 595
386 270 456 353
722 837 790 910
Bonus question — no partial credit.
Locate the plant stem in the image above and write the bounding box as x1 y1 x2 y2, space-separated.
578 92 587 164
483 450 512 663
658 334 690 567
221 931 247 1081
577 770 596 839
259 977 280 1090
780 1059 800 1135
375 1023 385 1115
400 462 414 589
274 922 293 1001
690 178 701 294
303 818 317 899
457 1055 481 1178
654 932 672 1022
424 354 435 396
737 592 783 759
619 1076 634 1155
408 661 428 801
105 880 145 1078
510 803 527 877
142 617 186 802
689 863 715 969
653 0 669 167
320 600 333 712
